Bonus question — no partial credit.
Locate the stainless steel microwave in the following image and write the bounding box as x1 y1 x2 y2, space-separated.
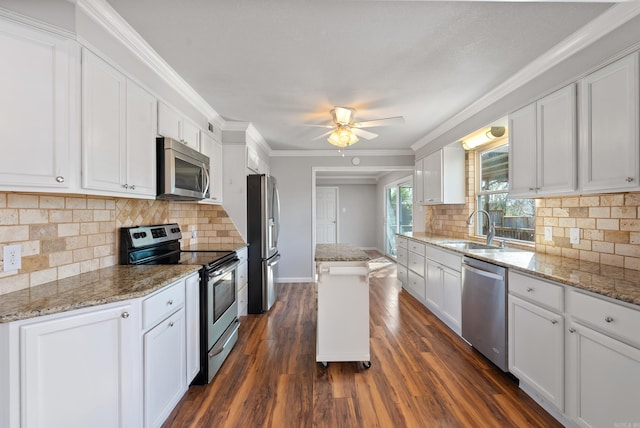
157 137 210 201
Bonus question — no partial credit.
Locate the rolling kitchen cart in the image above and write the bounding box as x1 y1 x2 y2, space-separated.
315 244 371 369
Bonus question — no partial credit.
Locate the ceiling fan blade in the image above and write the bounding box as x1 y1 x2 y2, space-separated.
352 116 405 128
351 128 378 140
311 129 335 141
303 123 334 129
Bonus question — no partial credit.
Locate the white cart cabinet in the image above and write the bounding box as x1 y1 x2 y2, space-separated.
315 254 370 368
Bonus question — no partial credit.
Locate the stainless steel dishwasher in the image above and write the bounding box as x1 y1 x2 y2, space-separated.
461 256 508 371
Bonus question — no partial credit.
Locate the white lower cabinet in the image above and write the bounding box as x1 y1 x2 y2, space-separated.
143 308 186 428
406 270 426 303
508 295 564 411
9 303 140 428
425 246 462 334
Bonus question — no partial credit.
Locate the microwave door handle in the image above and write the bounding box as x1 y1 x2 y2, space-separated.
202 162 210 196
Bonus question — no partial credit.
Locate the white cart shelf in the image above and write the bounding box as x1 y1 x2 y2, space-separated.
315 244 371 369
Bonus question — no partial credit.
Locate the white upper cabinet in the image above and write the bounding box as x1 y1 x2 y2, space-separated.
579 52 640 194
0 19 78 191
200 131 223 204
82 49 157 198
157 101 201 150
420 146 465 205
414 158 424 205
509 84 577 198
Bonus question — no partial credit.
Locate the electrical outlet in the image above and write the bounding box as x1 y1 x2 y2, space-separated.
570 228 580 245
191 226 197 239
544 226 553 242
435 220 443 229
3 244 22 272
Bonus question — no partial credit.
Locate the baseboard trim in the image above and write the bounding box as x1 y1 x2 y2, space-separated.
276 277 315 284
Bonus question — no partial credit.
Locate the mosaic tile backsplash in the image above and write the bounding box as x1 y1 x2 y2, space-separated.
0 192 244 295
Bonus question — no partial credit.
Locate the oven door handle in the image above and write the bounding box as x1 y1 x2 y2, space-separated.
209 259 240 278
209 319 240 358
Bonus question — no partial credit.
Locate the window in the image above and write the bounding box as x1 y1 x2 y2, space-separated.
476 142 535 242
385 180 413 257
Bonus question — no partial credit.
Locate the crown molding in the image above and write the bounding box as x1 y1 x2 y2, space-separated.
76 0 223 126
221 121 273 155
222 121 251 132
271 149 415 157
0 7 76 39
411 2 640 151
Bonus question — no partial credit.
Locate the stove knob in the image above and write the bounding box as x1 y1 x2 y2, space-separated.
133 233 140 239
141 232 147 238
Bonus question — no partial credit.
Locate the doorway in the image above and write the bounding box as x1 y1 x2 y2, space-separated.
316 186 338 244
385 179 413 257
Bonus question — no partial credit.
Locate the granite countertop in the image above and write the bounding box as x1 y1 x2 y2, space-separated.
315 244 371 262
400 232 640 307
0 265 201 323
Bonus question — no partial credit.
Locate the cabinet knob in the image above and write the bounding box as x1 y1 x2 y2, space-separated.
569 327 576 333
130 184 136 190
550 319 558 325
55 176 65 183
121 312 130 319
528 187 535 191
169 321 174 328
626 177 634 183
526 287 534 293
605 316 614 323
167 300 173 306
122 184 129 189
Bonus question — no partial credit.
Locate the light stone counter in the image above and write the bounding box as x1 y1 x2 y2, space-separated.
400 232 640 306
315 244 371 262
0 265 201 323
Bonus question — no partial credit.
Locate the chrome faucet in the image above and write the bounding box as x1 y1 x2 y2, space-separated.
467 209 496 246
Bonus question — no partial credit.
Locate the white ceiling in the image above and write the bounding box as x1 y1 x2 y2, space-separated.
105 0 611 152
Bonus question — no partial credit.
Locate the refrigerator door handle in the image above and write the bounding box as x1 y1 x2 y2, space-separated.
267 253 281 267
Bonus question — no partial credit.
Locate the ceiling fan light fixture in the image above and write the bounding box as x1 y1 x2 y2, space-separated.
328 126 359 147
331 107 355 126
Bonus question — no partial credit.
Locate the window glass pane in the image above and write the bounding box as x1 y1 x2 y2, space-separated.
399 185 413 234
480 144 509 192
477 194 535 242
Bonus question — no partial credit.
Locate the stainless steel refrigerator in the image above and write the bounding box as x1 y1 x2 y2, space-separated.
247 174 281 313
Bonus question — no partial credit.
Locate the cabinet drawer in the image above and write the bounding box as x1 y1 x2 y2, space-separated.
568 290 640 346
397 236 408 249
426 246 461 271
397 265 408 285
143 280 185 330
509 271 564 312
407 251 425 277
407 270 426 301
408 240 425 255
396 247 408 266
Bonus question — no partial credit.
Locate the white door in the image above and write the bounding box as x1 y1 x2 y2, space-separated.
316 187 338 244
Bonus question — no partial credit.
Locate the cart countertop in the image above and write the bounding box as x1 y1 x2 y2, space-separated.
315 244 370 262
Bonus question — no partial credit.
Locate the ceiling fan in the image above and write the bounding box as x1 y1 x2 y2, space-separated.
308 107 405 148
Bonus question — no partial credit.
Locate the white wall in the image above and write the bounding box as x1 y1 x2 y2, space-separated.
270 154 414 282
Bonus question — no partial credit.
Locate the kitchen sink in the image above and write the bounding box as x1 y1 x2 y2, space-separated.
439 241 524 253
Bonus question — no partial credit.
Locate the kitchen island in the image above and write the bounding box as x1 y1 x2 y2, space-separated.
314 244 371 368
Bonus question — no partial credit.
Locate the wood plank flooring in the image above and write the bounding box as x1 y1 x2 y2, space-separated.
163 254 561 427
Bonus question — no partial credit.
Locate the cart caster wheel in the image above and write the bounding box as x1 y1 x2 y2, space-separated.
363 361 371 369
320 361 329 369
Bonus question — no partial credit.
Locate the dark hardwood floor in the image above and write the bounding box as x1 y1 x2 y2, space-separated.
163 254 561 427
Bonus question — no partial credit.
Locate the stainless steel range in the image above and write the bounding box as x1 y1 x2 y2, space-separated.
120 223 240 384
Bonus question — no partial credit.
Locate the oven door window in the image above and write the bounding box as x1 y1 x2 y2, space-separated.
211 271 235 323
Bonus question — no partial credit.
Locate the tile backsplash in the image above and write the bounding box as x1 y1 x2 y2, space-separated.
0 192 244 295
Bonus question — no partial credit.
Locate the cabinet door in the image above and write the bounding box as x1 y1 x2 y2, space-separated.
406 270 426 303
157 102 181 141
144 309 186 428
185 274 200 384
126 80 157 196
441 266 461 334
425 261 442 312
567 321 640 428
0 20 75 189
200 131 223 204
82 49 127 192
414 158 424 204
537 84 577 196
423 151 442 204
580 52 640 193
509 295 564 411
508 103 538 198
181 118 201 150
21 304 136 428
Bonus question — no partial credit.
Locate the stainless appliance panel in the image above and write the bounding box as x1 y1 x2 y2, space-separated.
157 137 210 201
461 256 508 371
206 260 239 348
262 253 280 312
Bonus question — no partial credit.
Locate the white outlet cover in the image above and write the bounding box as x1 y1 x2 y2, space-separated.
3 244 22 272
544 226 553 242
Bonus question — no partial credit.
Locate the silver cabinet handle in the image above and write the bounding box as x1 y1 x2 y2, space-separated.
167 300 173 305
625 177 634 183
122 184 129 189
130 184 136 190
551 319 558 325
121 312 129 319
605 316 614 323
169 321 174 327
569 327 576 333
56 176 64 183
527 287 534 292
